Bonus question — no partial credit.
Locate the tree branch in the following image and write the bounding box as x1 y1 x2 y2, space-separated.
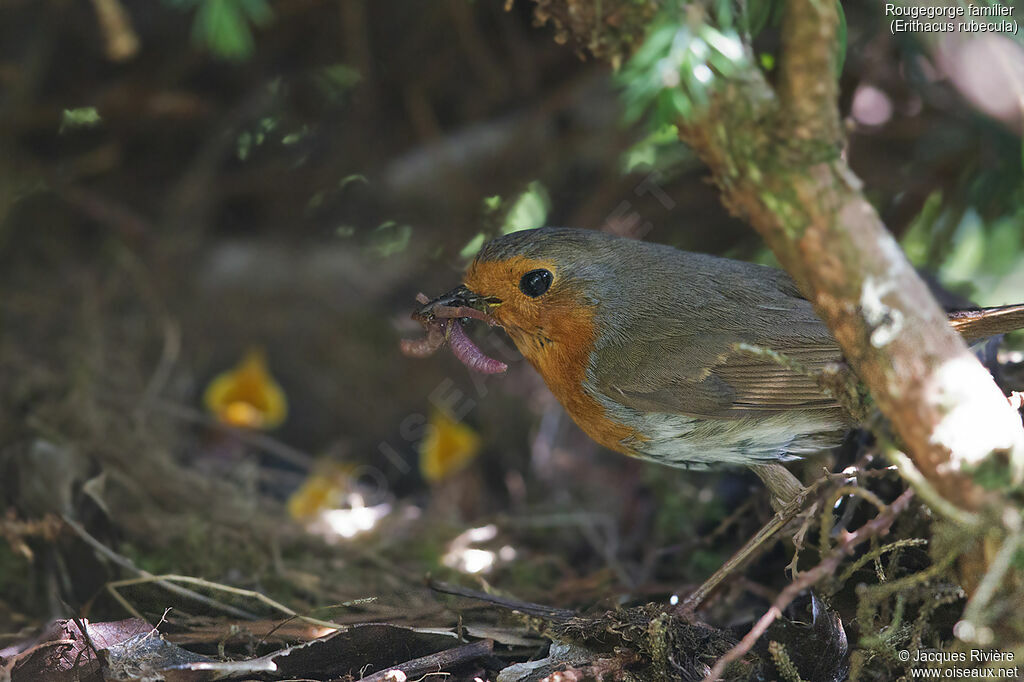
777 0 842 151
685 3 1024 517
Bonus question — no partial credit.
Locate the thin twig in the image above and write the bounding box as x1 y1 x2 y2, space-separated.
680 475 831 614
817 484 887 558
62 515 257 620
141 319 181 406
106 574 345 632
702 488 914 682
882 446 980 527
837 538 928 585
429 580 575 622
354 640 494 682
69 617 101 668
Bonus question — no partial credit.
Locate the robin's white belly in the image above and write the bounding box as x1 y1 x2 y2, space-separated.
594 394 847 468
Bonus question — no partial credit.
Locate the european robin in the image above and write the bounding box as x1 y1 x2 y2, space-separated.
406 227 1024 500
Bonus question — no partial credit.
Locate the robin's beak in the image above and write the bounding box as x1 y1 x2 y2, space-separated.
414 285 499 322
440 285 492 311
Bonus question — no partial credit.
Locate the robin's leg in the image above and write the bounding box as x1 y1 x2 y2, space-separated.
681 463 815 614
749 461 806 511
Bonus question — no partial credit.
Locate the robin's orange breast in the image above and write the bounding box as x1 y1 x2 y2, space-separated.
504 301 640 455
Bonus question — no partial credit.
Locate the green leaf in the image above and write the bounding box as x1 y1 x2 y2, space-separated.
370 221 412 258
194 0 253 59
702 27 744 64
502 181 550 234
618 12 750 127
338 174 368 189
621 124 683 173
745 0 774 36
59 107 101 133
714 0 735 29
939 210 986 284
315 64 362 101
459 233 486 260
281 128 310 145
182 0 273 60
236 130 253 160
900 190 944 266
987 216 1024 274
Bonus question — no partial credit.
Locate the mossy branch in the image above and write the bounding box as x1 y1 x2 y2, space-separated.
777 0 842 155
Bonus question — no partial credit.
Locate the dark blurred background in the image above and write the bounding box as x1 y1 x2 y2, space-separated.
1 0 1022 634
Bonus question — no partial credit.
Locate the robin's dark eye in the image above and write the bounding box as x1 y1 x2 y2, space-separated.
519 269 553 298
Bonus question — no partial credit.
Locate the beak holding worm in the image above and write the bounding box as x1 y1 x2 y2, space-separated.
400 286 508 375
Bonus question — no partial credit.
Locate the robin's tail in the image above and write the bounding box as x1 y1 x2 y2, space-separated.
948 303 1024 341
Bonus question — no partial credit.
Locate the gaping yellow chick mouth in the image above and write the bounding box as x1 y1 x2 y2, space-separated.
400 286 508 374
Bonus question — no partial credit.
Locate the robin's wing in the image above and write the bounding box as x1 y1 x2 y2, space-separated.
592 333 841 419
589 269 843 420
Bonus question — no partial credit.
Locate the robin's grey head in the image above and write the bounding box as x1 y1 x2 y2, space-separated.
459 228 626 347
464 227 768 344
468 227 650 306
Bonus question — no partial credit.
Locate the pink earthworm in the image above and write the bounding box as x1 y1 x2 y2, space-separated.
402 291 506 372
400 322 446 358
445 320 507 374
